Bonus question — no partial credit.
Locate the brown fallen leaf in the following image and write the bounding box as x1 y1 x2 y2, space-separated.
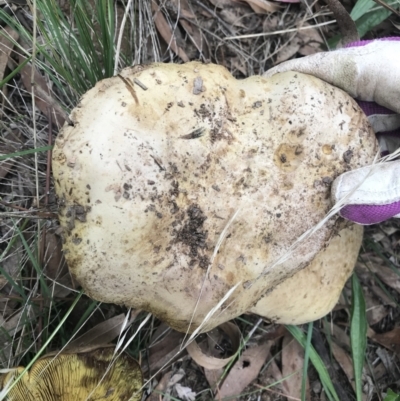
297 23 324 57
204 367 224 391
0 26 19 81
180 19 209 59
365 291 388 326
331 342 355 392
170 0 209 59
66 311 141 351
357 259 400 294
243 0 280 14
281 334 310 400
275 35 301 65
147 371 173 401
217 340 272 400
151 0 189 62
255 355 289 399
42 230 67 281
220 8 246 27
368 327 400 355
147 327 185 374
323 321 351 350
208 0 237 7
169 0 195 19
18 53 67 128
0 125 23 182
369 283 396 307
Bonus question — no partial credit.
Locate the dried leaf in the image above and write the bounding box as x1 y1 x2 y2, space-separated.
297 23 324 56
187 322 241 370
178 10 210 59
169 0 195 19
275 36 301 64
151 1 189 62
357 260 400 295
0 26 18 81
0 243 22 292
281 334 310 400
331 342 355 392
368 327 400 354
180 19 209 58
204 367 224 390
220 9 246 27
375 265 400 293
365 291 388 326
243 0 280 14
369 283 396 307
66 312 140 351
19 54 67 128
147 328 185 373
376 347 395 372
42 230 67 280
147 371 173 401
0 130 23 180
323 321 351 350
208 0 236 7
218 340 272 399
230 57 247 76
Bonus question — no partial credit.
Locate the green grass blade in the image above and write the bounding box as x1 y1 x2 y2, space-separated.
356 7 393 38
301 322 313 401
385 389 400 401
350 0 376 20
14 220 50 299
351 274 367 401
0 146 53 161
286 325 339 401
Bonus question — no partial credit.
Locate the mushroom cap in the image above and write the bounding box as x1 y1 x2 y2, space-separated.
249 223 363 324
0 348 142 401
53 62 377 333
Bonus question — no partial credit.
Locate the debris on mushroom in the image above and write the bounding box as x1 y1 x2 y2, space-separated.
53 61 377 333
0 347 142 401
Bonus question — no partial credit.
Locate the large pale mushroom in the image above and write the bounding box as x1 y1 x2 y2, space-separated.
53 62 377 333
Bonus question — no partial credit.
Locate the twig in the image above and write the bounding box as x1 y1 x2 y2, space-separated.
373 0 400 16
224 20 336 40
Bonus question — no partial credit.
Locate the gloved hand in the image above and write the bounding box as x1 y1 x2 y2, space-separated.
264 39 400 225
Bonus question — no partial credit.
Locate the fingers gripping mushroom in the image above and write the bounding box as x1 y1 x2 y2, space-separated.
53 62 377 333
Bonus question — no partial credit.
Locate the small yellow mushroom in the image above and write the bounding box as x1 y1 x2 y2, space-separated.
0 347 142 401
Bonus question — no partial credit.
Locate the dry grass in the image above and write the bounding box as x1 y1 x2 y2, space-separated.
0 1 400 400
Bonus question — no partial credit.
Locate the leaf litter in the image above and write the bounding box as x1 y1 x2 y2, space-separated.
1 1 400 401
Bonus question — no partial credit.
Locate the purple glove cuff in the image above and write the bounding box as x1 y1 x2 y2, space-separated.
344 37 400 48
357 100 397 117
340 202 400 225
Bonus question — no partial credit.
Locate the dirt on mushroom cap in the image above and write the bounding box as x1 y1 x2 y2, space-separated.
53 62 377 333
